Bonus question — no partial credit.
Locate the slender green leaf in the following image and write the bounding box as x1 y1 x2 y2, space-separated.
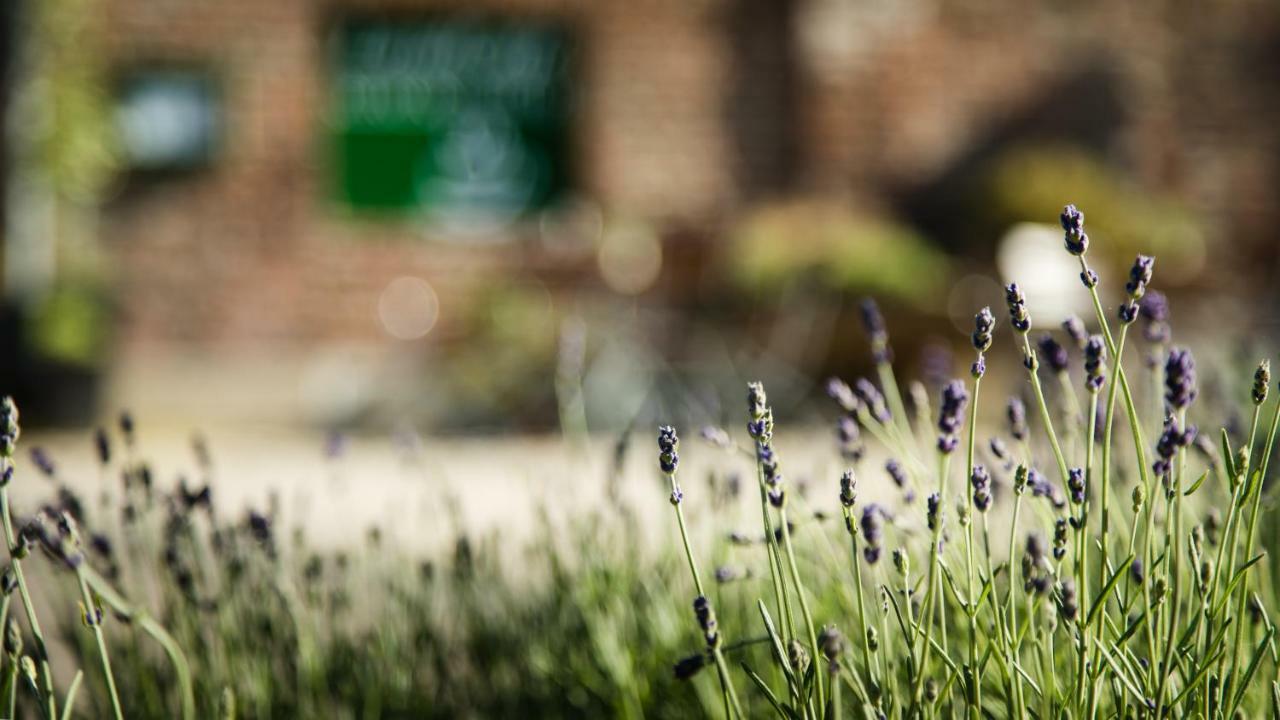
1086 554 1134 629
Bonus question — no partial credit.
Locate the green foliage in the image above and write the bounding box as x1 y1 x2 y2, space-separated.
728 202 949 304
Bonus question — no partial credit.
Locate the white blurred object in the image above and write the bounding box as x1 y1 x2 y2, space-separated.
997 223 1092 326
377 276 440 341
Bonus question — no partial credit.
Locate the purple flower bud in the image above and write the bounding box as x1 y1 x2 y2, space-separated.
860 504 885 564
860 298 893 364
1062 316 1087 350
1060 204 1088 255
1053 518 1068 560
1005 283 1031 333
1153 415 1196 477
1140 291 1171 344
886 459 908 490
972 307 995 353
1125 255 1155 300
1080 269 1099 288
826 378 860 413
1067 467 1085 505
1037 334 1069 374
971 465 992 513
1084 335 1107 392
837 416 864 463
1253 361 1270 406
29 448 55 478
839 470 856 508
1164 348 1197 410
936 380 969 454
657 426 680 474
1007 397 1028 441
854 379 892 423
971 356 986 379
926 493 941 531
1118 301 1139 325
693 595 720 649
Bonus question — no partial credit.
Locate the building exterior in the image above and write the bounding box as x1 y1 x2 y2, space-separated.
5 0 1272 424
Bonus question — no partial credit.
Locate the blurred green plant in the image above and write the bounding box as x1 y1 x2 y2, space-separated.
974 145 1205 279
727 202 949 305
28 279 111 367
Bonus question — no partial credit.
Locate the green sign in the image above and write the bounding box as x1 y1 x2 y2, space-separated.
332 20 570 222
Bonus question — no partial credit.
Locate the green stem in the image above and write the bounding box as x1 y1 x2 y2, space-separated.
0 484 57 720
911 451 951 712
779 506 825 709
1021 333 1070 485
79 566 195 720
76 569 123 720
964 374 983 715
1224 395 1280 708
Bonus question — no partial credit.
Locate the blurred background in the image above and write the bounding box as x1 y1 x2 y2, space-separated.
1 0 1278 438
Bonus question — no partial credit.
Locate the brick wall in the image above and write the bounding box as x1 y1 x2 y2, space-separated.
94 0 1280 352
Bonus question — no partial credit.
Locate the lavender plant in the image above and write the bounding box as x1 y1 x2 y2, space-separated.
655 203 1280 718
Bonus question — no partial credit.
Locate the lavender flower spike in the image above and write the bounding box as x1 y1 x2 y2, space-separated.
1007 397 1028 441
1119 255 1155 324
1084 335 1107 393
936 380 969 454
1062 316 1088 350
860 298 893 364
860 504 885 564
1038 334 1069 375
1005 283 1031 333
854 378 892 424
971 465 992 513
1253 360 1270 407
1140 291 1171 344
1164 347 1198 410
1060 204 1089 256
657 426 680 475
972 307 995 353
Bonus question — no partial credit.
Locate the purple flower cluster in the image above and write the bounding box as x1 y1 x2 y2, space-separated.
747 382 774 442
936 380 969 454
1164 348 1197 410
826 378 859 413
1053 518 1068 560
926 493 941 532
1037 334 1069 375
748 382 786 507
1005 283 1031 334
1062 316 1087 350
1060 204 1089 256
1022 533 1052 595
971 465 992 513
657 426 680 475
1153 415 1196 477
972 307 995 353
860 504 885 564
1119 255 1155 324
971 307 996 378
0 397 18 460
860 298 893 364
836 416 864 463
1067 467 1086 505
1084 335 1107 393
1140 291 1171 344
855 379 892 424
693 595 720 649
1007 397 1028 441
839 470 856 508
1057 578 1078 622
1254 360 1270 407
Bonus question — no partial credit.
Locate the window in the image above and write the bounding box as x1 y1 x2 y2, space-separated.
331 19 571 227
115 70 219 171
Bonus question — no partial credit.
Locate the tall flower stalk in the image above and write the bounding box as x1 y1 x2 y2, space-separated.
658 426 742 718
